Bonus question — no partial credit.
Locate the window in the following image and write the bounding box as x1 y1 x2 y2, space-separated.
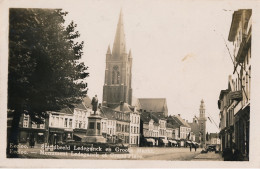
89 122 95 129
137 127 139 133
23 114 29 128
79 121 82 128
112 65 120 84
39 119 45 129
122 125 124 132
55 117 59 127
64 118 68 127
75 120 78 128
131 126 133 133
97 122 100 130
69 119 72 128
32 122 37 128
39 123 45 129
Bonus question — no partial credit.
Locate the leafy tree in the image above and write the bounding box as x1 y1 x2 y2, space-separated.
8 8 88 157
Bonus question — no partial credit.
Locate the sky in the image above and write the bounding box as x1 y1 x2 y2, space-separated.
0 0 257 134
57 0 256 134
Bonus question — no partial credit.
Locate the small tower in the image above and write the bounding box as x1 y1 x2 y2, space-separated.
198 99 207 147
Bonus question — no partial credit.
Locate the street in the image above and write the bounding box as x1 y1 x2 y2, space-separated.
16 145 223 161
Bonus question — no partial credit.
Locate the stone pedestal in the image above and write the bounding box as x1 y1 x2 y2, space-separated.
81 113 106 143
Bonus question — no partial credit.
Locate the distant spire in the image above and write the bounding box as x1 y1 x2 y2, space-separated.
128 49 132 58
107 45 111 55
112 9 127 57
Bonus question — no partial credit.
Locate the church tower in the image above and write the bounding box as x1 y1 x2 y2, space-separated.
102 10 133 107
198 99 207 146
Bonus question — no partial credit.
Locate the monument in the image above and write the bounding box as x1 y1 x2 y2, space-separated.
81 95 106 143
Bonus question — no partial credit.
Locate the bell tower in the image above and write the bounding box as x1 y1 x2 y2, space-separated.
198 99 207 146
102 10 133 107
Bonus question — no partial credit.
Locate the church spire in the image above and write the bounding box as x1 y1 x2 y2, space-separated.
112 9 127 57
107 45 111 55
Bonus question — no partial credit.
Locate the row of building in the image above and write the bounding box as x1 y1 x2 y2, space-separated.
13 96 214 148
218 9 251 160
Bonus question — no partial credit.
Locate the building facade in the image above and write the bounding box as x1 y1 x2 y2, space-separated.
227 9 251 160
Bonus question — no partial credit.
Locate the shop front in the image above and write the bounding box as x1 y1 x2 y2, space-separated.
19 128 48 145
234 105 250 160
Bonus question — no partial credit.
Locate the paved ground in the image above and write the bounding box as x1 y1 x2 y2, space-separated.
192 152 223 161
14 144 223 161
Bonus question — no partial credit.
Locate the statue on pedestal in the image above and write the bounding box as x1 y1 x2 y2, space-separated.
91 95 98 115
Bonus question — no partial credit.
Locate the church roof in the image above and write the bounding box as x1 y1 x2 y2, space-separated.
112 9 127 57
137 98 168 114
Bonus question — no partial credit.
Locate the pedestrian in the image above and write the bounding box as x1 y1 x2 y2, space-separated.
190 144 192 152
194 144 197 152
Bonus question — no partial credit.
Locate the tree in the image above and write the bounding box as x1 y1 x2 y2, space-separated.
8 8 89 157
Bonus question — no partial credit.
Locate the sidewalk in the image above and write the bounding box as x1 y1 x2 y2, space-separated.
192 152 223 161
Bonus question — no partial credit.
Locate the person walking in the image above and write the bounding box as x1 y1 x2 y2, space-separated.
190 144 192 152
194 144 197 152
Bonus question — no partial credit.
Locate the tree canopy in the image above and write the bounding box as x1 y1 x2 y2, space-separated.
8 8 89 123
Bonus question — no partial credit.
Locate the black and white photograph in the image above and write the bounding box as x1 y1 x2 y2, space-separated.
0 0 259 168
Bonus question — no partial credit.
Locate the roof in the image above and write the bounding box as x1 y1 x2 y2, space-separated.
166 123 174 129
59 107 73 115
167 116 181 129
112 9 127 57
140 111 159 123
82 95 92 108
209 133 219 139
100 106 117 120
114 102 132 112
219 89 229 100
228 9 252 41
137 98 168 114
72 103 87 110
188 122 200 135
172 115 191 128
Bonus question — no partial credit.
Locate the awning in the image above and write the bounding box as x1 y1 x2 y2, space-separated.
192 141 197 145
186 141 191 144
146 138 155 143
162 139 168 144
169 140 177 144
73 133 86 139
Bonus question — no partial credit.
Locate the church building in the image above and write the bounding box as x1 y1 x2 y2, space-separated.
102 10 133 108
